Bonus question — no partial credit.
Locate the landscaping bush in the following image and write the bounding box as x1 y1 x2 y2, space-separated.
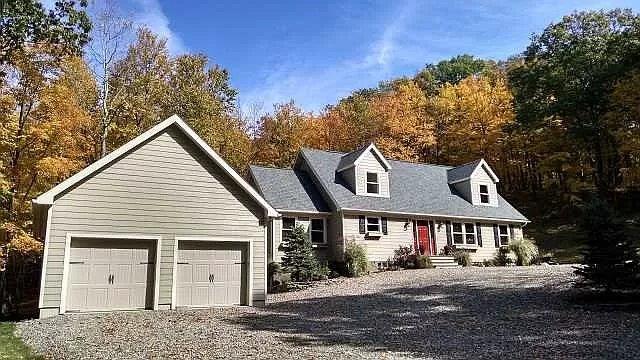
314 261 330 280
508 237 539 266
440 245 455 256
492 247 513 266
452 249 471 267
393 245 414 268
267 261 289 293
414 255 434 269
280 225 319 282
344 240 369 277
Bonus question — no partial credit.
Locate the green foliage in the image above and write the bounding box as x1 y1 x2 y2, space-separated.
393 245 414 268
280 225 319 282
575 198 640 290
508 9 640 193
0 0 91 65
452 250 472 267
344 240 369 277
491 247 513 266
414 255 433 269
508 238 539 266
415 54 494 95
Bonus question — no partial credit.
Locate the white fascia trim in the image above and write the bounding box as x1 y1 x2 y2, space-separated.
60 233 162 314
275 209 332 216
33 115 279 217
37 205 53 309
340 208 529 224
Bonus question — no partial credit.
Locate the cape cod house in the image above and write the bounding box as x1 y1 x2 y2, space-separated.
249 143 528 267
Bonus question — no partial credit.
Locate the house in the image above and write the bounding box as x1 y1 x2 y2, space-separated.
32 115 278 318
249 143 528 266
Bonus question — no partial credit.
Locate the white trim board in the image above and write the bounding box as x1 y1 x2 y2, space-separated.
336 143 392 172
171 236 254 309
33 115 278 217
37 205 53 309
341 208 529 224
59 233 162 315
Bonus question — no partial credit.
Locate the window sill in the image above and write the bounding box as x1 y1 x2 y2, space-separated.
455 244 479 250
312 243 328 248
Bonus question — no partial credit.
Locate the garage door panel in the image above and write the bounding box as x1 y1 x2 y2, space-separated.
67 238 156 312
176 241 246 307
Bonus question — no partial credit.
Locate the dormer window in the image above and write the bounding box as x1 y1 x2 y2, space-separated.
366 172 379 194
479 184 490 204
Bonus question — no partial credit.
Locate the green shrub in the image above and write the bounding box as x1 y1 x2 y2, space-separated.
453 250 471 267
393 245 414 268
280 225 319 281
414 255 434 269
314 261 330 280
492 247 513 266
344 240 369 277
508 238 539 266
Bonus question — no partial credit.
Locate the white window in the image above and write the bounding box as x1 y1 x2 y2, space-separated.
452 222 476 245
498 225 510 246
310 218 326 244
479 184 490 204
366 172 379 194
366 217 381 233
282 217 296 241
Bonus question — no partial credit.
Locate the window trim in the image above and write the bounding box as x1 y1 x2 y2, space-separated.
452 222 477 246
498 224 510 246
281 216 327 245
366 172 380 195
365 216 382 234
310 218 327 245
479 184 490 204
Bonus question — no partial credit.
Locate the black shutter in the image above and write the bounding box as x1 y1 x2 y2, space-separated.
476 223 482 246
445 221 452 246
359 216 366 234
493 224 499 247
429 221 435 243
509 224 515 240
381 217 388 235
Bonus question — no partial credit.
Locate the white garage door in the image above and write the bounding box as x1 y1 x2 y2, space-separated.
176 241 246 307
67 238 156 312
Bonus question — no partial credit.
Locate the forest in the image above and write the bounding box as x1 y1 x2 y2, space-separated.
2 2 640 265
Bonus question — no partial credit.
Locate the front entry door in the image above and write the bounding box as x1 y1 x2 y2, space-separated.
417 221 433 255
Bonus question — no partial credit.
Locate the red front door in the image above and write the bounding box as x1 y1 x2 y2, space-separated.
417 222 433 255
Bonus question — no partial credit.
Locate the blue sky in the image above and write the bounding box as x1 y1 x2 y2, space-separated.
70 0 640 113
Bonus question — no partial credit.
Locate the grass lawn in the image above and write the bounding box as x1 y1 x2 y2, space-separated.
0 322 42 360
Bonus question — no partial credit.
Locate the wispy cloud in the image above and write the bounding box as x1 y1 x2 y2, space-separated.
130 0 187 55
239 0 424 113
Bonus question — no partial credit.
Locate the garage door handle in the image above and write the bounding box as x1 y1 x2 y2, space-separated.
177 262 189 265
209 274 214 282
139 262 154 265
108 274 114 284
234 262 246 265
69 261 85 264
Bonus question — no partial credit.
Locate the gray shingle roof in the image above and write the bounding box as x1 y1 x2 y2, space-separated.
249 165 330 213
447 159 482 183
301 148 528 222
336 144 370 171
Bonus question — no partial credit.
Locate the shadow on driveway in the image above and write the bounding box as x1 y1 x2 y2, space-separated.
229 279 640 359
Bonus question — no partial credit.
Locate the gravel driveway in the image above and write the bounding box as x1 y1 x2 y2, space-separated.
17 265 640 359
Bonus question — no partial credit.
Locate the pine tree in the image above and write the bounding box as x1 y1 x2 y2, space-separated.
280 225 318 282
575 199 640 291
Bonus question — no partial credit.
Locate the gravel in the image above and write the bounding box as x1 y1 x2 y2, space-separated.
17 265 640 359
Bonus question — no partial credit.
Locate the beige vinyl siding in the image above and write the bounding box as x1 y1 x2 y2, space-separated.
271 213 328 263
469 167 498 206
343 215 413 261
41 126 266 311
354 150 389 197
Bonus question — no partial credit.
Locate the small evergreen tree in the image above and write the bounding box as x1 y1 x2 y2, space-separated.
575 199 640 291
280 225 318 282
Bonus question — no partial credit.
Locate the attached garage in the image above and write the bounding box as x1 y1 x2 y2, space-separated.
33 115 278 318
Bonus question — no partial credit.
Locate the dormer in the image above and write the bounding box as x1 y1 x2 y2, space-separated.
448 159 499 206
336 143 391 198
